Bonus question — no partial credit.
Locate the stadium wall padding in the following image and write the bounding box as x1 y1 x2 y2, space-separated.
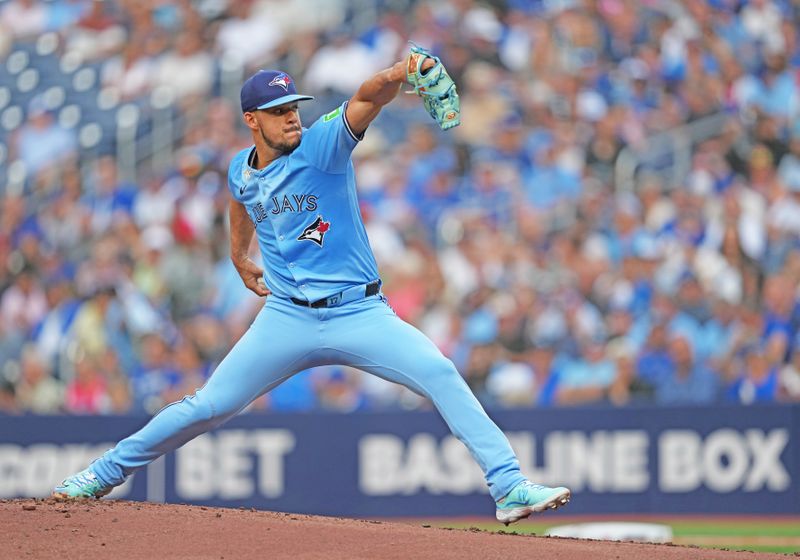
1 404 798 516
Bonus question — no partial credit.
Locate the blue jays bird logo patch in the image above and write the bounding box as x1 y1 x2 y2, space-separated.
297 215 330 247
269 73 291 91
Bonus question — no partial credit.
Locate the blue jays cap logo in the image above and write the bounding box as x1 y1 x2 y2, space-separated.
298 215 330 247
269 73 291 92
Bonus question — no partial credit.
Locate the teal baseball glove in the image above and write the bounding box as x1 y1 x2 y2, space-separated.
406 44 460 130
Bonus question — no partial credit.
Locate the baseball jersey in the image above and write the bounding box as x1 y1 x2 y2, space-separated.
227 102 379 302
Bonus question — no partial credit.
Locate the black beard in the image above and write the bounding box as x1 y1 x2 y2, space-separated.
260 128 301 155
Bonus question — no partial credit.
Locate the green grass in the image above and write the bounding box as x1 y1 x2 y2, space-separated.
434 518 800 554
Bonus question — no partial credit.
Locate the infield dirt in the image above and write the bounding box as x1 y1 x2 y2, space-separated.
1 499 792 560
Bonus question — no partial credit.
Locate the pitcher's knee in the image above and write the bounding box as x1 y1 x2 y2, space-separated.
161 390 221 432
423 356 468 392
164 392 213 426
192 386 246 425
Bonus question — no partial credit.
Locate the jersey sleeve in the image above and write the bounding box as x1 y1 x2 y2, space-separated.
299 101 363 174
227 148 249 201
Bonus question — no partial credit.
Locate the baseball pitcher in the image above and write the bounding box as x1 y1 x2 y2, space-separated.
54 46 570 525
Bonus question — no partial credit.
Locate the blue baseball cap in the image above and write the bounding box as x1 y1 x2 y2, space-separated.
240 70 314 113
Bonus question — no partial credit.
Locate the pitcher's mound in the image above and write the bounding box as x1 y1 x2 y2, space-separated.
0 499 785 560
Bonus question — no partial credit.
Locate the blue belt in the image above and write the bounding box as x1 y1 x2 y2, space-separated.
290 280 381 308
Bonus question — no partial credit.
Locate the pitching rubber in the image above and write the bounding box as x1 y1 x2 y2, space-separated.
496 488 571 526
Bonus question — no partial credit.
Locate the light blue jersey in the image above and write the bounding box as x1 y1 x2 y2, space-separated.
227 103 379 302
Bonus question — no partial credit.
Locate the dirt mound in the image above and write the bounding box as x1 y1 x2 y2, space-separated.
0 499 787 560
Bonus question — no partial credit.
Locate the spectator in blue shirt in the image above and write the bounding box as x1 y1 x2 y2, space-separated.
761 274 799 349
636 322 672 388
726 344 780 404
654 334 720 405
129 332 183 414
14 98 77 178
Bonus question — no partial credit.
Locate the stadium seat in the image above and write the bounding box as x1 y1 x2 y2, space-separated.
35 32 60 57
16 68 39 94
5 50 30 75
41 85 66 112
96 87 120 112
78 121 103 149
1 105 23 132
71 67 97 93
57 103 82 129
59 51 83 75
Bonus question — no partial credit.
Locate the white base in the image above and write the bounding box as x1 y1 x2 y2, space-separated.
545 522 673 543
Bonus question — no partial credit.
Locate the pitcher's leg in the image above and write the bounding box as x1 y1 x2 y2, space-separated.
329 299 525 501
91 301 318 486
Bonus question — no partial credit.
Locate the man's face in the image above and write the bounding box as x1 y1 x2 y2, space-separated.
246 102 302 154
668 337 692 370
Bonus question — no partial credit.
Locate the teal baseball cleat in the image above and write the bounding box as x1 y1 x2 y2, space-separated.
52 468 113 500
495 481 571 525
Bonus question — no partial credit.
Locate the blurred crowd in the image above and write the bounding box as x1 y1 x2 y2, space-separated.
1 0 799 415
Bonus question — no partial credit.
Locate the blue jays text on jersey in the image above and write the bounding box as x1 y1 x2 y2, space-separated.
248 195 319 224
227 102 379 303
